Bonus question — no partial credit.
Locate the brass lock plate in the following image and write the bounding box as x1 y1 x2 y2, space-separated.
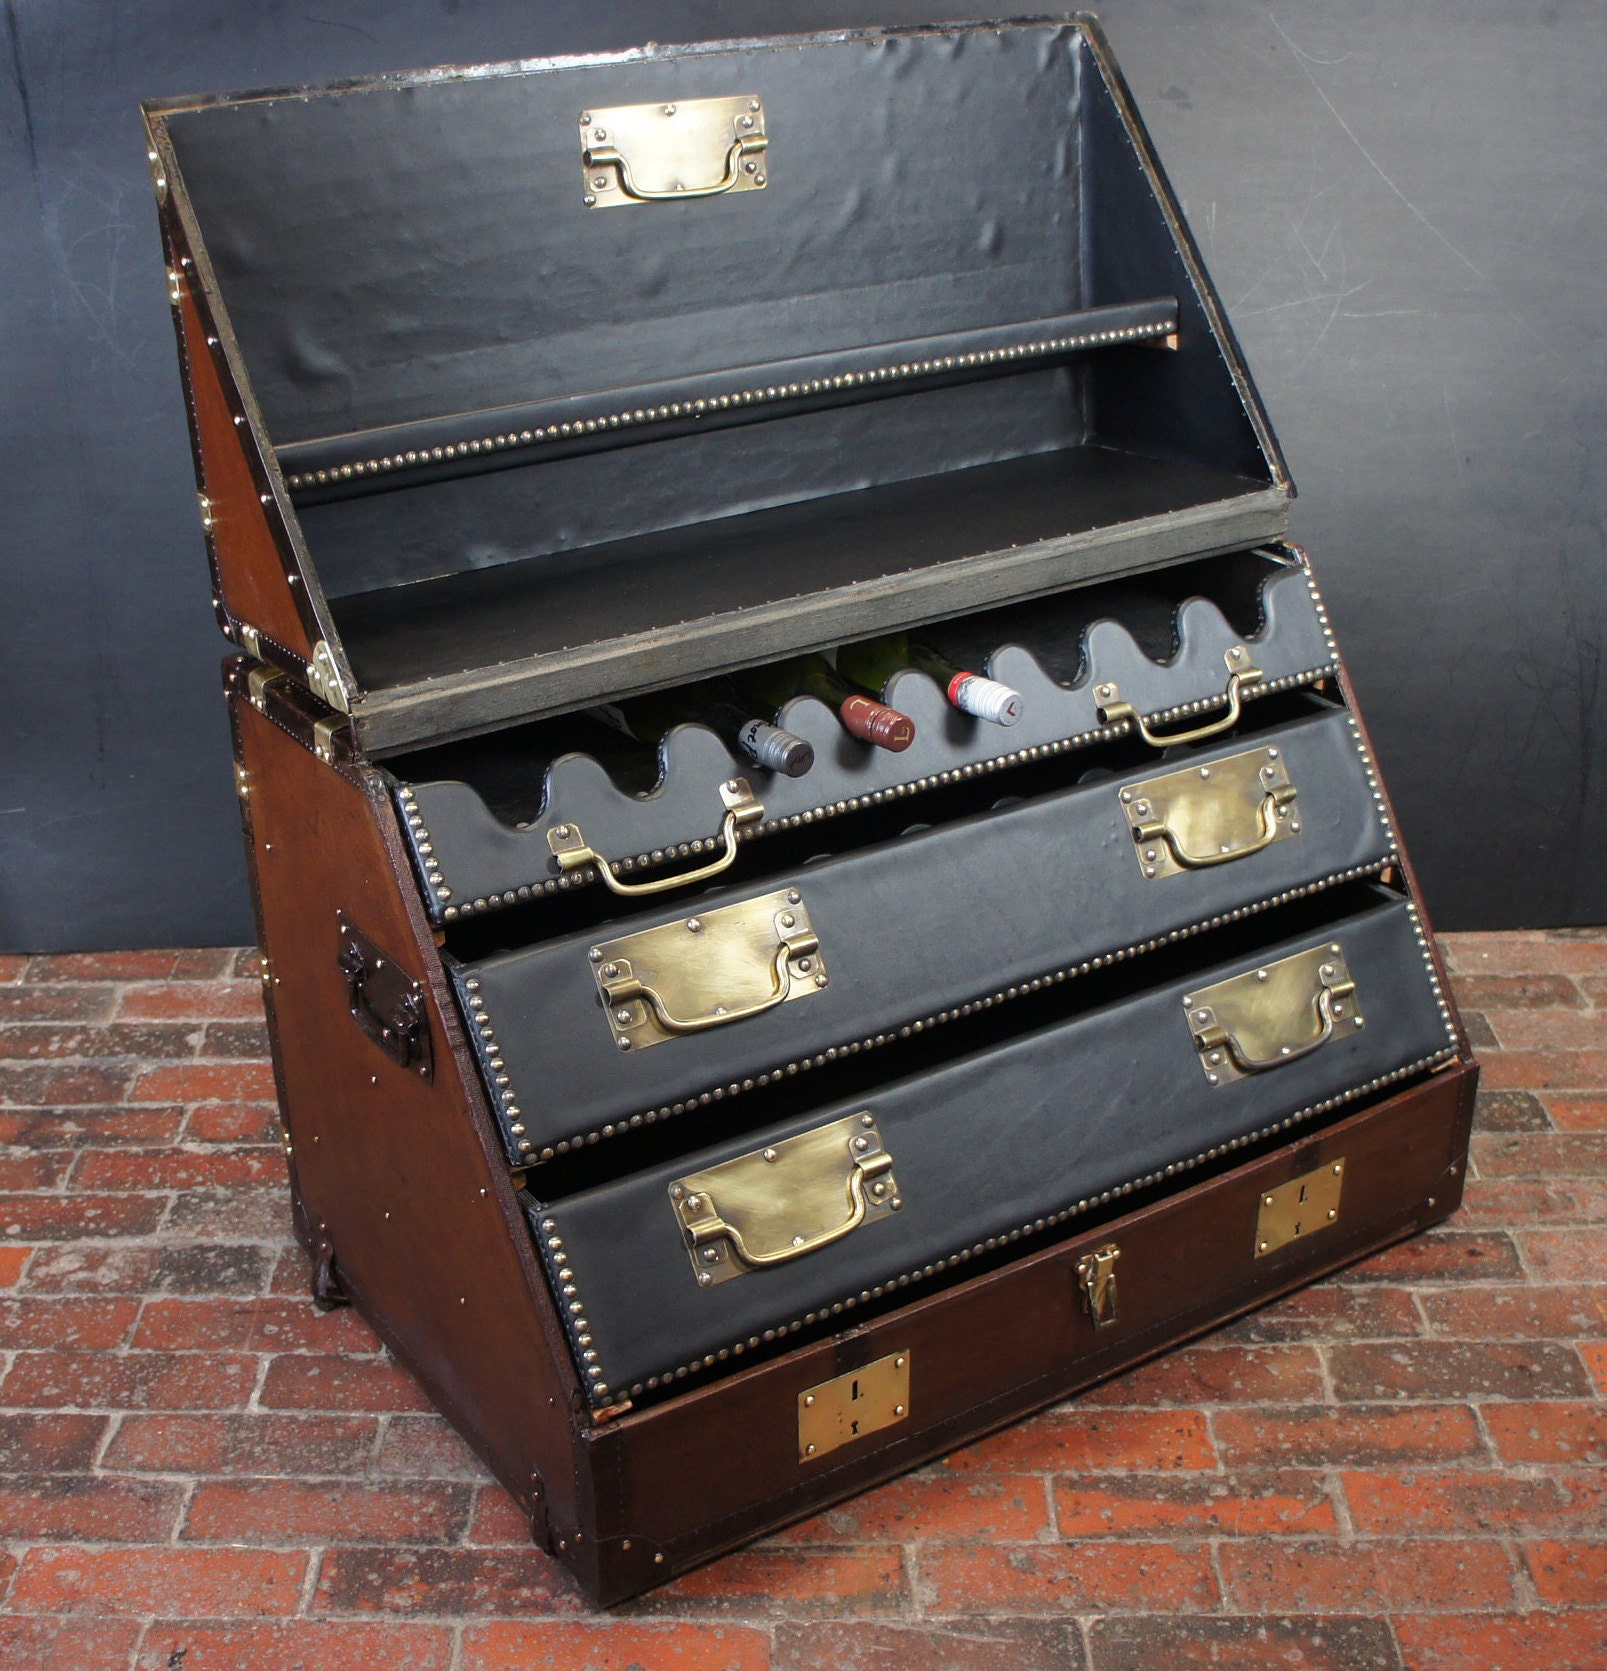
590 888 826 1052
799 1350 911 1462
1256 1157 1345 1256
580 95 768 207
1123 745 1299 880
670 1111 900 1286
1185 942 1364 1085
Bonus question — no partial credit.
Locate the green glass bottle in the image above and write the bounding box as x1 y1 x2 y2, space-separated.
836 633 1023 725
589 678 815 777
733 655 916 753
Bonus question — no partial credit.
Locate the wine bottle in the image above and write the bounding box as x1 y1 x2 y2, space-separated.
836 633 1022 726
734 655 916 752
589 679 815 778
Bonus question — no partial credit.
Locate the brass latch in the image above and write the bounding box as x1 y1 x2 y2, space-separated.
670 1112 900 1286
798 1350 910 1462
1122 745 1299 879
1097 645 1265 748
580 95 768 207
247 665 284 712
549 778 763 898
1186 942 1364 1085
1076 1243 1121 1328
1256 1157 1345 1256
590 887 827 1052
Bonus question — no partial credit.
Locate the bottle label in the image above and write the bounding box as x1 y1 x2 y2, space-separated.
947 673 1023 726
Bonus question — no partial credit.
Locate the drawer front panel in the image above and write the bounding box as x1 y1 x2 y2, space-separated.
530 894 1456 1406
457 705 1391 1162
399 561 1336 923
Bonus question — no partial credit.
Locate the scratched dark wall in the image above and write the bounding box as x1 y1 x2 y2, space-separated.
1 0 1602 948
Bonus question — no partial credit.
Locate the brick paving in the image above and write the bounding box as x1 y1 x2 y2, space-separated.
0 933 1603 1668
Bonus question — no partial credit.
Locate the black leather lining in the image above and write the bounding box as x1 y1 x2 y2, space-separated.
456 704 1388 1163
529 895 1454 1406
166 27 1092 444
279 300 1177 499
166 21 1280 636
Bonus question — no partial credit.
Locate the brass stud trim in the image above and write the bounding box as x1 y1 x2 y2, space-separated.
284 319 1178 491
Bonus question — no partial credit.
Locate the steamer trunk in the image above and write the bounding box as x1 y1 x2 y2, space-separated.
149 17 1475 1604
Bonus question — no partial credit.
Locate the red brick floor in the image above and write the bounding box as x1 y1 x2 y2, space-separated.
0 934 1603 1669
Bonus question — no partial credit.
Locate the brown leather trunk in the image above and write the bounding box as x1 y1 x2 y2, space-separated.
229 662 1474 1605
150 20 1476 1605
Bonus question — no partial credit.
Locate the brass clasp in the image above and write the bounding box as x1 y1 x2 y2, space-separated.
670 1112 901 1286
1122 745 1299 879
590 888 827 1052
1076 1243 1121 1328
1185 942 1364 1086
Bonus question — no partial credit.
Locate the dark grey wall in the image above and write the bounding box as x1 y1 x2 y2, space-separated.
2 0 1602 949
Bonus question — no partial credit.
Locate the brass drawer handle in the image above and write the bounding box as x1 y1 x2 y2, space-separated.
1186 942 1365 1085
1123 745 1300 880
606 934 810 1034
1201 980 1341 1072
547 779 763 897
580 96 769 208
588 131 767 201
1138 787 1290 868
593 890 826 1051
1097 645 1265 749
671 1113 901 1285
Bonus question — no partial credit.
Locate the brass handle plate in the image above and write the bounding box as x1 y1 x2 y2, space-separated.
590 887 827 1053
1122 744 1299 880
799 1350 911 1463
670 1112 901 1286
547 778 763 897
580 95 768 207
1185 942 1364 1086
1096 645 1265 749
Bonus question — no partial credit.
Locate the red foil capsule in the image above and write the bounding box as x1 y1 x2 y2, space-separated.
838 695 917 752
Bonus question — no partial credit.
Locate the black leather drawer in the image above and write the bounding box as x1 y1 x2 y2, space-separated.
395 552 1337 924
456 704 1393 1164
528 892 1458 1408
